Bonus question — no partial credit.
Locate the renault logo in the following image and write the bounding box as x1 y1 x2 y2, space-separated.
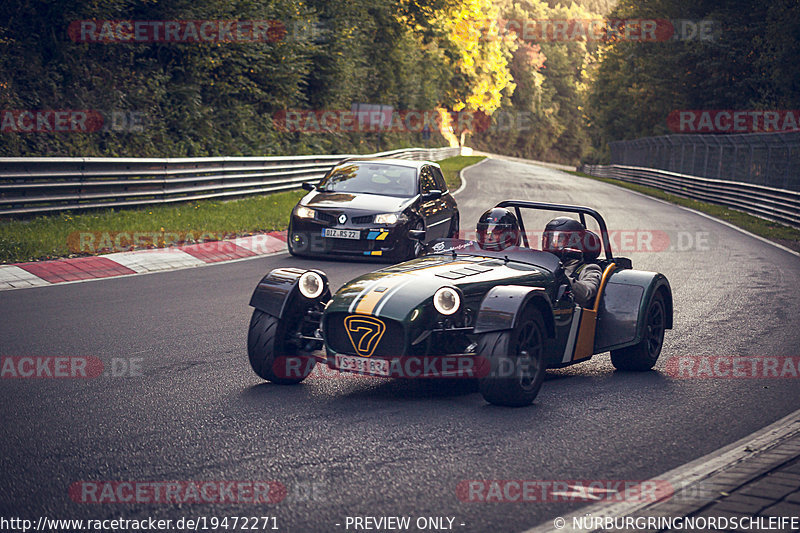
344 315 386 357
338 214 347 225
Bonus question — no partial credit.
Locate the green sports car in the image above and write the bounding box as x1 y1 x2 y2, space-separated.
247 200 673 406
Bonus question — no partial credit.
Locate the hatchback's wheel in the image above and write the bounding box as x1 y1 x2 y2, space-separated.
404 220 425 260
478 309 546 407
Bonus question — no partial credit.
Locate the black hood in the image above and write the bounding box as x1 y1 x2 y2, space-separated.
304 191 411 213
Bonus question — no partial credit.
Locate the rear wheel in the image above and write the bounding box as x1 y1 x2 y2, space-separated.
478 309 546 407
247 309 315 384
611 292 666 371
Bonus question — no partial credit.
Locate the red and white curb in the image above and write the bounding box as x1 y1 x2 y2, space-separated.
0 232 287 291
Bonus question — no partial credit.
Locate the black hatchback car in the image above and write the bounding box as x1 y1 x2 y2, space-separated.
287 158 459 261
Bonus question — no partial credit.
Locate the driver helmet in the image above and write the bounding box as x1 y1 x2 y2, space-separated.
542 217 587 258
476 208 521 251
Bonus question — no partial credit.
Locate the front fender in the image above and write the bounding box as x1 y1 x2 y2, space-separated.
249 267 330 318
473 285 556 338
594 270 673 352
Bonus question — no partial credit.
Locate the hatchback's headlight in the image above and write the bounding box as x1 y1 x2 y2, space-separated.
296 206 315 219
298 271 325 299
433 287 460 315
374 213 400 224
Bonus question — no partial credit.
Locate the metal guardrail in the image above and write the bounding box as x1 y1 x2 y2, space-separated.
609 131 800 192
0 147 460 216
581 164 800 229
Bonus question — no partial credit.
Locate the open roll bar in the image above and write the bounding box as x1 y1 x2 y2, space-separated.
495 200 613 261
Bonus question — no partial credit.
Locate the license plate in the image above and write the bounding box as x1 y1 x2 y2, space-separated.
323 228 360 240
335 354 390 376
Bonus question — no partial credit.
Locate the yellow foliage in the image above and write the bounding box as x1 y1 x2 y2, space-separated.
432 0 516 117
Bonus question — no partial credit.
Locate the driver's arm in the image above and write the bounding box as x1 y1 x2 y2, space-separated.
570 263 602 307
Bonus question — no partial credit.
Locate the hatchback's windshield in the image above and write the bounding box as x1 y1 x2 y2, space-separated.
318 163 417 197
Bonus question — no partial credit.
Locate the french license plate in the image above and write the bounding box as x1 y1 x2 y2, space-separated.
323 228 360 240
335 354 390 376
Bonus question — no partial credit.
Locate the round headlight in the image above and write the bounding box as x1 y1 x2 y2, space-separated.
298 271 325 299
433 287 460 315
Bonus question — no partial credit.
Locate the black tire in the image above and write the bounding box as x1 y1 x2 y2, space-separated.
611 292 666 371
404 220 425 260
448 212 460 239
478 309 547 407
247 309 314 384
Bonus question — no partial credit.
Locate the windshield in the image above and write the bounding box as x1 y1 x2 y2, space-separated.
318 163 417 197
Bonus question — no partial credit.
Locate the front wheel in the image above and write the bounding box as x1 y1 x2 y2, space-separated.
247 309 315 384
478 309 546 407
611 292 666 371
403 220 425 261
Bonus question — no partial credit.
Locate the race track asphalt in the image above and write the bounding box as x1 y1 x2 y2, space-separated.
1 157 798 532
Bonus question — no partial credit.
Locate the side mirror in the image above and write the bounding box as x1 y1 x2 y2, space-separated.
408 229 426 242
422 189 442 201
301 182 316 192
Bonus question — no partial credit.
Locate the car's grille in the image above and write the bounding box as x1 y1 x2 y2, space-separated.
325 313 405 357
314 211 373 225
314 211 337 224
351 215 374 225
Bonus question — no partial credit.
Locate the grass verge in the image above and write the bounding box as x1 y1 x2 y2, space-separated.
439 155 486 191
0 155 486 264
568 171 800 253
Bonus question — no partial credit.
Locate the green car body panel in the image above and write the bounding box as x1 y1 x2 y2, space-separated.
247 201 673 388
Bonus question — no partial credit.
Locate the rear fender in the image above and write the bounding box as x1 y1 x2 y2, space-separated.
594 270 672 352
249 268 331 318
473 285 555 338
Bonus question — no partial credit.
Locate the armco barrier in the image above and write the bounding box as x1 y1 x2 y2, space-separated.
581 164 800 228
0 147 460 216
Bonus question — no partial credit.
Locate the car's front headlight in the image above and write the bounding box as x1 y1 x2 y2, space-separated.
433 287 461 315
374 213 401 225
298 271 325 299
296 206 316 219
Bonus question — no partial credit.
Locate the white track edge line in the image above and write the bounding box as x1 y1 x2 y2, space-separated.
521 406 800 533
454 156 489 197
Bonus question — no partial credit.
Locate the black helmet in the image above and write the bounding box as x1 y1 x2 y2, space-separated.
477 208 520 251
542 217 598 259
